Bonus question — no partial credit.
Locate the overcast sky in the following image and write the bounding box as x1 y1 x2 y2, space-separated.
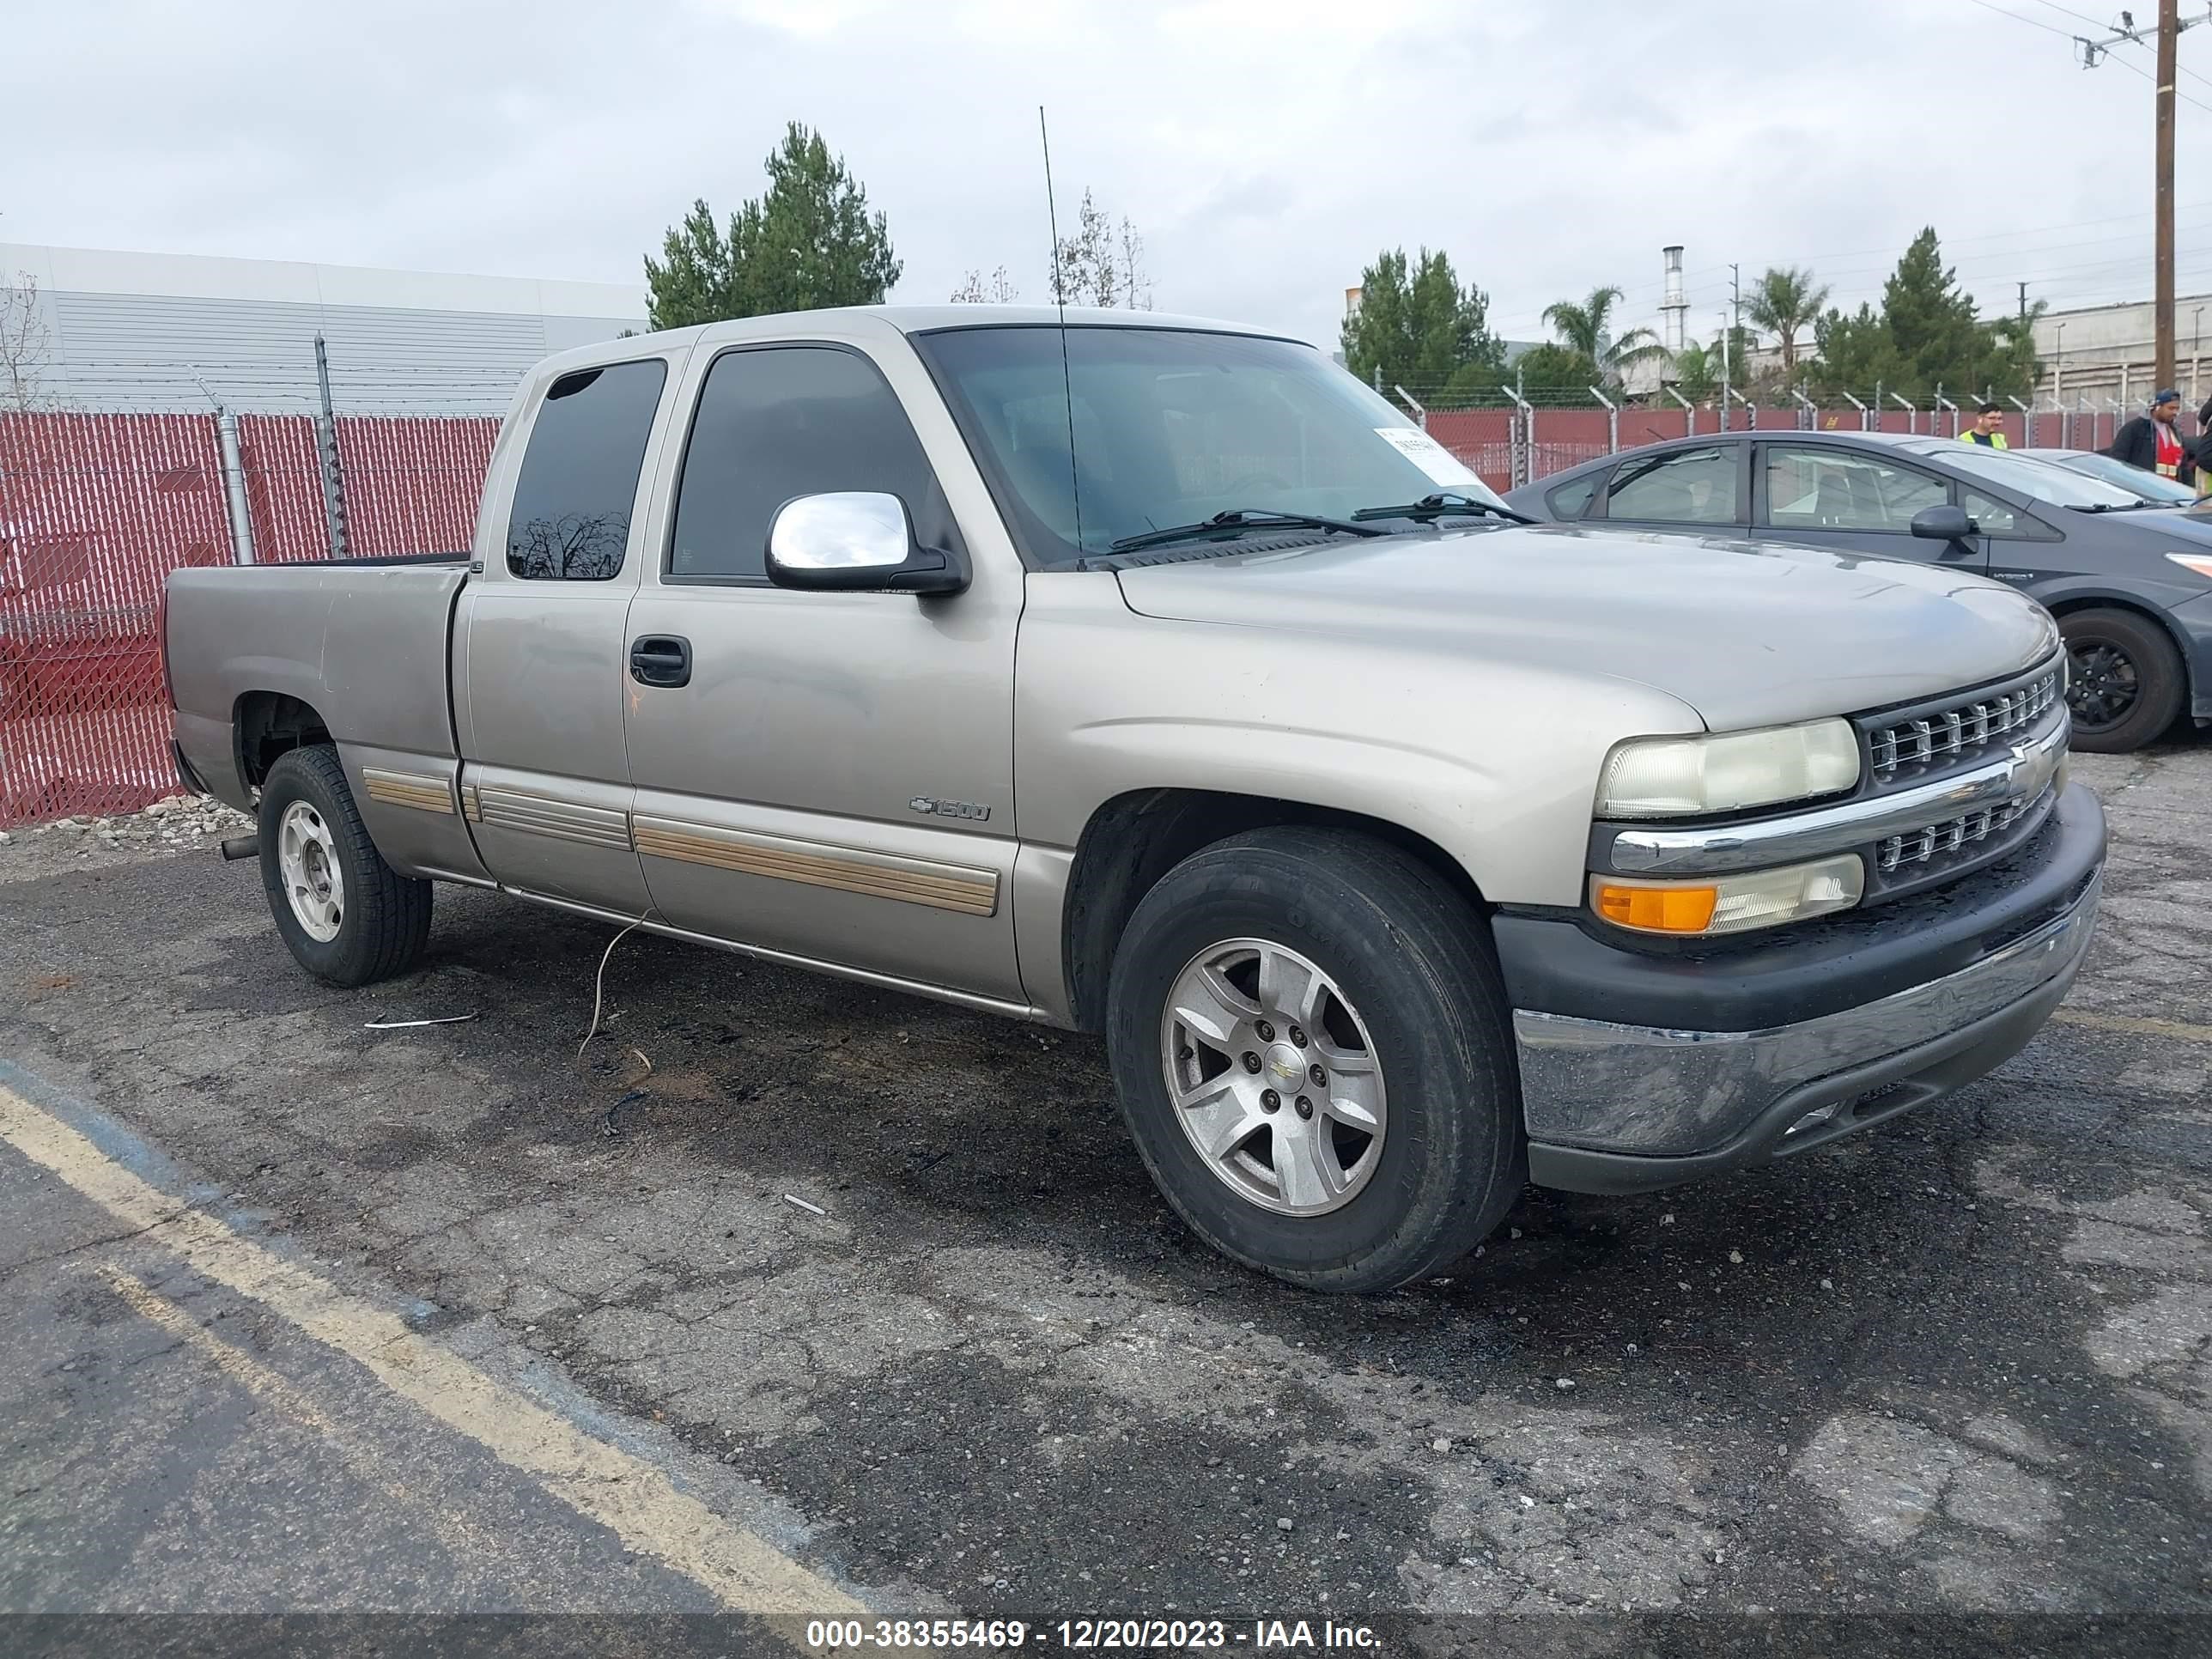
7 0 2208 353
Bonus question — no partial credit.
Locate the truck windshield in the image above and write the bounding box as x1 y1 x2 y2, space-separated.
914 325 1510 565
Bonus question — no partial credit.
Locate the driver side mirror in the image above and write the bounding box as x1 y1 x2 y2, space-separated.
1910 504 1977 543
764 492 969 596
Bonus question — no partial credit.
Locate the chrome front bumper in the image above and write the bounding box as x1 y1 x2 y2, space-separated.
1514 864 2102 1194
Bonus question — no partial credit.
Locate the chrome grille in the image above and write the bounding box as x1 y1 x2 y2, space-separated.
1866 668 2060 780
1875 793 2040 874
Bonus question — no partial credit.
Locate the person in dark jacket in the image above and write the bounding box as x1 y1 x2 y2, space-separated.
2109 388 2196 485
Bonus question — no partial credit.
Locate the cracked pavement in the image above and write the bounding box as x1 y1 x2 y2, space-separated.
3 733 2210 1650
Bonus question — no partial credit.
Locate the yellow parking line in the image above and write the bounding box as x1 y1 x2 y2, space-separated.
98 1266 518 1564
1 1082 864 1620
2050 1009 2212 1044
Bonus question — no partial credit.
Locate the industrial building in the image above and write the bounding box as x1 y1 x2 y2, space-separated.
1 242 645 415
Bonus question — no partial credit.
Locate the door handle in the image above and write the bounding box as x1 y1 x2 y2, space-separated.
629 635 691 688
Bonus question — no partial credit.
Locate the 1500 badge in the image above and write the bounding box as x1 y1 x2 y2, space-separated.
909 796 991 823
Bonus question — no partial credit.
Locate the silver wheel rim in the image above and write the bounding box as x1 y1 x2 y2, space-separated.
276 799 344 943
1160 938 1387 1217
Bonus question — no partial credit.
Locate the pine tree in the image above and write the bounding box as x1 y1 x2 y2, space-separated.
1340 247 1503 396
1809 229 2033 401
644 124 902 328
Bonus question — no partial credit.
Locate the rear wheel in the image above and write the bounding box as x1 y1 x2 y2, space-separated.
258 745 432 987
1105 827 1524 1293
2060 607 2185 753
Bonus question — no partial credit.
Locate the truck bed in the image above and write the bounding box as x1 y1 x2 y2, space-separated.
164 561 471 814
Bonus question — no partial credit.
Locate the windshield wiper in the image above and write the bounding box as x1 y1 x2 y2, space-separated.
1107 508 1386 554
1350 491 1534 526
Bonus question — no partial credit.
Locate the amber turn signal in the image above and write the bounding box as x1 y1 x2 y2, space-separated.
1595 882 1719 933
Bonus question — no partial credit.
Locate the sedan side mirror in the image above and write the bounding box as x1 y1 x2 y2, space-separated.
764 492 969 596
1909 504 1977 543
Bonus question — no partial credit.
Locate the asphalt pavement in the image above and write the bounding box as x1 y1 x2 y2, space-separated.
3 738 2210 1656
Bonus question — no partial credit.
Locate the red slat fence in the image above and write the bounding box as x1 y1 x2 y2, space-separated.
2 411 497 825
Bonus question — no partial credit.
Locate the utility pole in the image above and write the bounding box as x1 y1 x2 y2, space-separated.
2018 280 2029 321
2075 2 2203 390
2158 0 2179 389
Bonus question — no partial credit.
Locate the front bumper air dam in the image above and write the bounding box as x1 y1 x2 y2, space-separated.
1510 786 2106 1196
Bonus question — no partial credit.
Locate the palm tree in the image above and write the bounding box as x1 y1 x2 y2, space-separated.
1540 285 1668 384
1668 339 1719 404
1744 265 1831 376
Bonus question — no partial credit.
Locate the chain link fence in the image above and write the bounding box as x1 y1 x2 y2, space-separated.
1 410 495 825
1401 388 2148 489
0 382 2182 827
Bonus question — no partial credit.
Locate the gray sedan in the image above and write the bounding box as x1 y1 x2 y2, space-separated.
1504 429 2212 752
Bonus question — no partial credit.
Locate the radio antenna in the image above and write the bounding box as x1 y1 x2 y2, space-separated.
1039 105 1085 554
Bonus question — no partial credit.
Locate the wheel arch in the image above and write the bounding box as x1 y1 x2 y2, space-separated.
1060 787 1488 1035
233 690 335 792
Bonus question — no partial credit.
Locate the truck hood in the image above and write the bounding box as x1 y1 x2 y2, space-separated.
1112 524 2060 732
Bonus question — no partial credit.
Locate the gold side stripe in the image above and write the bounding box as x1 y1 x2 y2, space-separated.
633 817 999 918
459 783 483 823
362 768 456 816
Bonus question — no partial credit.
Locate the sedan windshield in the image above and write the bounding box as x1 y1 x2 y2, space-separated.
1899 439 2146 508
913 325 1510 565
2033 449 2198 504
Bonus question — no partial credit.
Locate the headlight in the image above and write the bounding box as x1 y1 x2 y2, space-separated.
1596 719 1861 818
2165 552 2212 580
1592 854 1865 937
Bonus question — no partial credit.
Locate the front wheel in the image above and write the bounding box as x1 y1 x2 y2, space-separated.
1104 827 1524 1293
258 744 433 987
2061 607 2185 753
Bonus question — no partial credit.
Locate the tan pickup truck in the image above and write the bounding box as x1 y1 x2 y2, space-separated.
162 307 2106 1291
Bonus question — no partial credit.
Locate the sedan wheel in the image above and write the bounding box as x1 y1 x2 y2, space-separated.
2057 607 2185 754
2066 637 2141 737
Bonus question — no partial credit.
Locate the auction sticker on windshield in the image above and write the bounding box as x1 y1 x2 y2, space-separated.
1374 426 1484 489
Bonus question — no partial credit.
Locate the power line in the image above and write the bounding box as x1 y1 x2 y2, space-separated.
2023 0 2114 26
1961 0 2080 39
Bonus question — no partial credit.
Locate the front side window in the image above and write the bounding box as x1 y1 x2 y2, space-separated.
1601 447 1741 525
505 360 666 580
669 345 957 581
1764 446 1946 532
912 325 1510 565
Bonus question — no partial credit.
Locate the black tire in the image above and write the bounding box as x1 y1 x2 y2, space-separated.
2061 607 2186 754
258 744 432 987
1105 826 1524 1293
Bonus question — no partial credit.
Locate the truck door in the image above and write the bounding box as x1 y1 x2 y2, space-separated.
620 333 1024 1003
454 354 681 917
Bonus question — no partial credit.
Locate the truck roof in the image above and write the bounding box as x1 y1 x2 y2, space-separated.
529 305 1295 384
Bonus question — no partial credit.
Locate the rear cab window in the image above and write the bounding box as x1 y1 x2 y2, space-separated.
504 360 669 580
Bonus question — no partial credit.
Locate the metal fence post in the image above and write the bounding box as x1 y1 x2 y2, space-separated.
1663 386 1694 437
1393 385 1427 430
1727 386 1754 429
1935 385 1957 438
1503 382 1534 487
313 333 349 559
1841 391 1869 432
2006 394 2032 448
212 405 257 567
1889 391 1916 434
2105 396 2125 452
1587 386 1619 453
1792 390 1819 430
